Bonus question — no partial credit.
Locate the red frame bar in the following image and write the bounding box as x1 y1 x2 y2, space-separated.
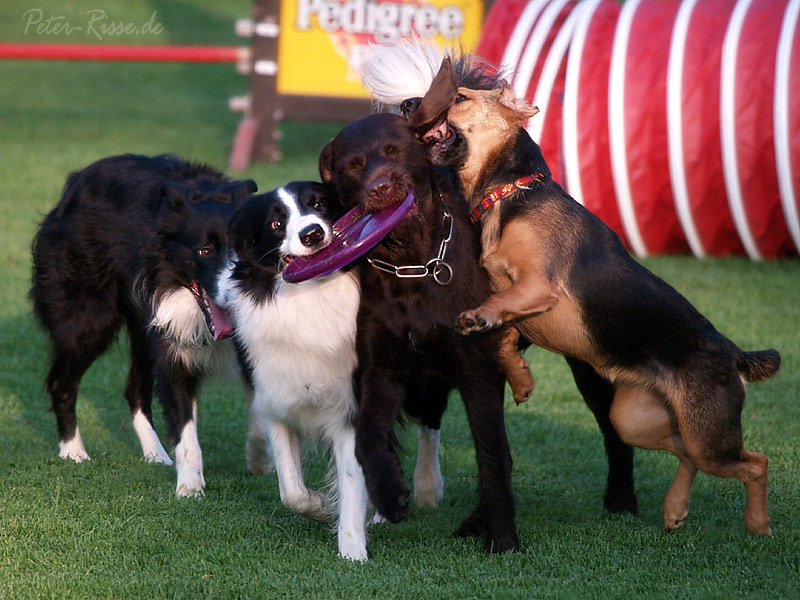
0 43 243 63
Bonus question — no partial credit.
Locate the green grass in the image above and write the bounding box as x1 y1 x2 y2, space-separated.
1 2 799 598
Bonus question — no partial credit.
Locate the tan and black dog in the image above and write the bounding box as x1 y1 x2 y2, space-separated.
411 61 780 535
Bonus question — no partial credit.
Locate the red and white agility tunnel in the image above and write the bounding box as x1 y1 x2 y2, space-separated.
477 0 800 258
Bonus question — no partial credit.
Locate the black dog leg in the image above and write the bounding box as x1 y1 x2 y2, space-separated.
457 375 519 553
123 316 171 464
355 369 410 523
155 355 204 497
564 356 639 514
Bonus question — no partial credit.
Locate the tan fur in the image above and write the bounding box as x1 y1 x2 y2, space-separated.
447 87 533 199
448 84 772 536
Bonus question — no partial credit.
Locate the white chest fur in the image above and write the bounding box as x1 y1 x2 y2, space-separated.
228 270 361 437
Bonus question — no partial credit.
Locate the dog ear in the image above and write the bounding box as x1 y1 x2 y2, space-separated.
498 87 539 120
231 179 258 203
408 57 457 135
158 181 188 213
228 200 258 260
319 141 334 183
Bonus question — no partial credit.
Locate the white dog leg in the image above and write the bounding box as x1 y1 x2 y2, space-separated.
267 420 328 521
58 426 90 462
413 426 444 508
131 409 172 465
332 428 368 561
244 386 273 475
175 401 205 497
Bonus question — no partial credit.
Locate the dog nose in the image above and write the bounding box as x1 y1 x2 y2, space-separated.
299 224 325 247
400 97 421 118
368 177 392 200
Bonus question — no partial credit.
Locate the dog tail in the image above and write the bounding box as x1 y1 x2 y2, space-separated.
361 39 446 107
737 349 781 382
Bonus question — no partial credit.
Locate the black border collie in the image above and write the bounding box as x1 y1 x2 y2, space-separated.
31 154 255 497
216 181 369 560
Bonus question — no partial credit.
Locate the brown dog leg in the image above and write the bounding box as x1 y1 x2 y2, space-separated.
455 271 557 333
663 459 697 531
740 451 771 536
689 448 771 536
610 385 698 531
497 326 534 404
456 222 560 333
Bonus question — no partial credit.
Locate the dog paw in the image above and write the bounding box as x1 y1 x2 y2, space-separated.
246 434 274 475
664 517 686 532
58 434 90 463
176 466 206 498
605 490 640 515
413 465 443 509
414 481 443 509
338 533 368 562
373 483 411 523
144 448 173 466
455 510 483 539
176 480 206 498
508 375 534 405
284 489 332 523
483 530 520 554
455 310 497 334
745 515 772 537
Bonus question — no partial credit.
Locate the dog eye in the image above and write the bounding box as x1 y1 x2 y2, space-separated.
348 156 365 171
455 93 468 103
312 198 327 211
270 220 284 231
198 245 214 258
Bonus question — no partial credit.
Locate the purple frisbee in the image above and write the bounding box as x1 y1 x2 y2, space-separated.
283 190 415 283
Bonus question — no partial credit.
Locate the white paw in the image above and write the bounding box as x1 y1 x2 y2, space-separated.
284 490 331 522
59 431 90 462
338 537 368 562
414 478 444 508
414 465 444 508
144 449 173 466
132 411 172 465
175 470 206 498
371 511 388 525
59 447 91 463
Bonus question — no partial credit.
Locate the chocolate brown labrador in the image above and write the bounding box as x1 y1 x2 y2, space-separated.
319 112 519 553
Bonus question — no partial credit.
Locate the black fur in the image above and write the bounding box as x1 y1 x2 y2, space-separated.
31 154 255 485
320 113 519 553
455 126 780 521
407 74 639 515
226 181 343 303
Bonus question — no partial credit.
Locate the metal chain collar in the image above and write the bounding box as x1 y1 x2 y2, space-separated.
367 193 454 286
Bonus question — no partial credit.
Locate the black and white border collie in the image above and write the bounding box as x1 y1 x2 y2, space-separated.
216 182 368 561
31 154 255 497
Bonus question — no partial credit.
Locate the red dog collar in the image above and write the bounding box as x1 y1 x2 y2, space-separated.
469 173 545 226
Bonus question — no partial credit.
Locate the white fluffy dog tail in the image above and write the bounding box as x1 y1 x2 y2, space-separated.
361 40 450 107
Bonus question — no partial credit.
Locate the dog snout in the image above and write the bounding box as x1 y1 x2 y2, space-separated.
366 176 408 212
299 224 325 248
368 177 393 201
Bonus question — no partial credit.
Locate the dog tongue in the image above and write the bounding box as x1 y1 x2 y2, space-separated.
208 298 233 341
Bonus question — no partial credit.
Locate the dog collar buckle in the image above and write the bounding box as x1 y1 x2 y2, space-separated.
469 173 545 226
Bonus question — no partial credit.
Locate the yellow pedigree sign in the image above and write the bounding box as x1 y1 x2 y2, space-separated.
277 0 484 98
